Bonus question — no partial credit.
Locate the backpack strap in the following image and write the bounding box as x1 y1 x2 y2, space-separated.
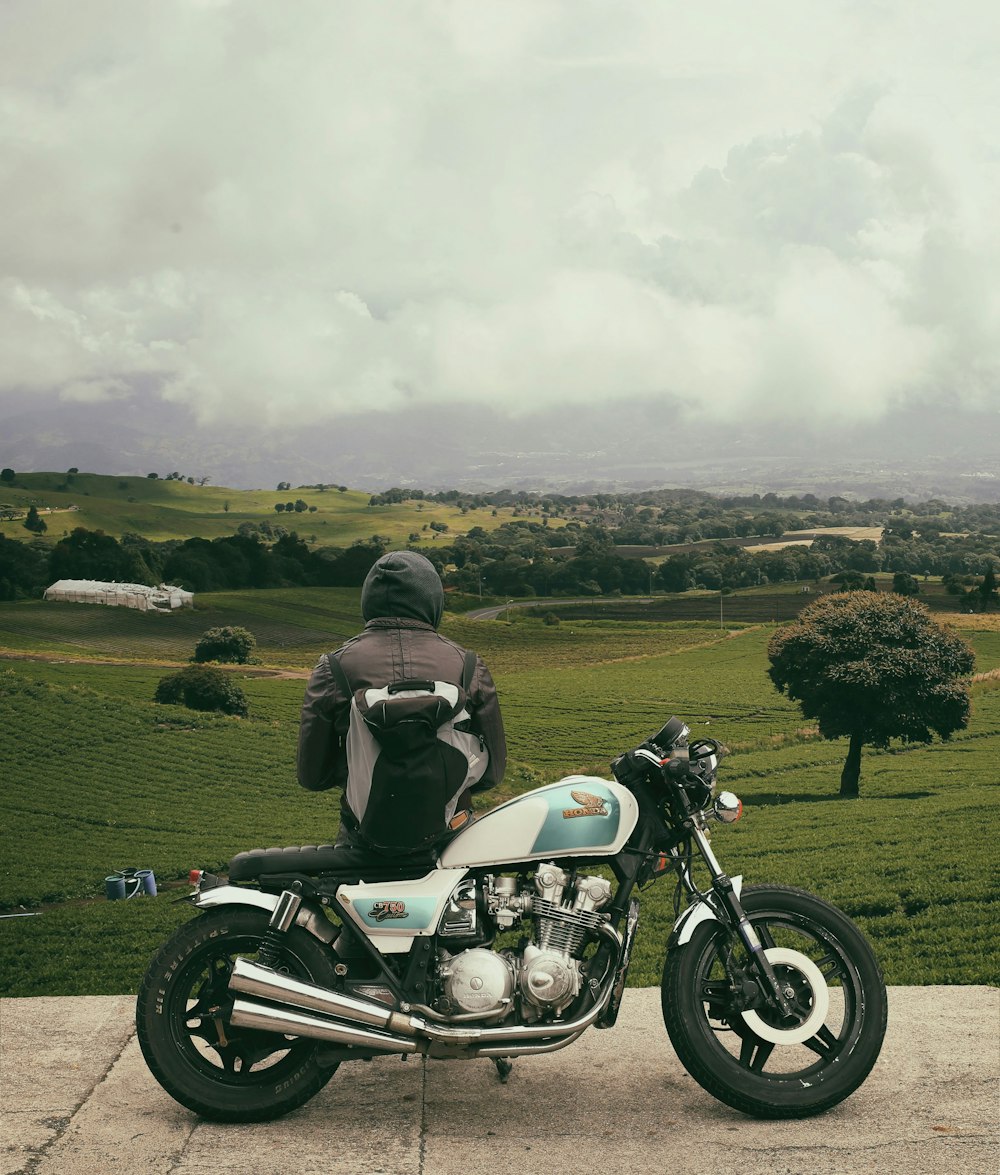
325 651 353 700
327 648 476 699
461 649 477 694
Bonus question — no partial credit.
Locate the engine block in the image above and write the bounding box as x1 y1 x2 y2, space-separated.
437 864 613 1021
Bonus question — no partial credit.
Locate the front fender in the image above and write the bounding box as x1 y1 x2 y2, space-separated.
669 875 742 947
190 884 337 945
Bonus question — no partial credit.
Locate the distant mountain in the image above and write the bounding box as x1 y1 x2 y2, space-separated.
2 394 998 501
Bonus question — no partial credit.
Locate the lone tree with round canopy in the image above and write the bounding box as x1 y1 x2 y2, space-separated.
767 591 974 797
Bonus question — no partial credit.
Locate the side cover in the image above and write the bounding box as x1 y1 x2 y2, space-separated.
335 867 469 954
439 776 639 869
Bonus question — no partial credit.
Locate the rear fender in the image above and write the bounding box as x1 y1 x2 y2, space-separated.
670 875 742 947
191 884 338 945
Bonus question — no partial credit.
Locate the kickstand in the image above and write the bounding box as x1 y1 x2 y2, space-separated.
492 1057 513 1084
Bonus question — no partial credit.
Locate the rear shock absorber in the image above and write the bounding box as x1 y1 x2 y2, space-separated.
256 888 303 968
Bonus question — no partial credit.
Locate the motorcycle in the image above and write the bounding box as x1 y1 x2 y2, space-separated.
136 717 887 1122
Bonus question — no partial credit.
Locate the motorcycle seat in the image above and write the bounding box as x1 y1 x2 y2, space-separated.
228 844 438 885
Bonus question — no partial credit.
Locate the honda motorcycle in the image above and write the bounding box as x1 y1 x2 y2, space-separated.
136 718 887 1122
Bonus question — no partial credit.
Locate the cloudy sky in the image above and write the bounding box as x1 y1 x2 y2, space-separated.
2 0 999 447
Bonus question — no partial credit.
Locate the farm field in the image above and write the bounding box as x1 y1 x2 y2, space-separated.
528 577 964 622
1 589 998 997
0 591 733 673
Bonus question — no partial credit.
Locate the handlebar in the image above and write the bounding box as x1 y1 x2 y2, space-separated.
612 716 728 798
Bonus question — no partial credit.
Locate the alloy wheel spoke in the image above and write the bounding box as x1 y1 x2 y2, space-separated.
739 1034 775 1072
815 951 843 982
803 1023 839 1058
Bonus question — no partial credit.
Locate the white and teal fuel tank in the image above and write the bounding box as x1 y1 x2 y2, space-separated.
439 776 639 869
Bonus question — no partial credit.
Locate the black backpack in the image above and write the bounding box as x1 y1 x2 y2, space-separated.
326 651 487 852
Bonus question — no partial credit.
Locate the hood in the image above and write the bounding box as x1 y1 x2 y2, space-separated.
361 551 444 628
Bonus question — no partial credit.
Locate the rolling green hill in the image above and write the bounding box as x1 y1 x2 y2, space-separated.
0 470 558 547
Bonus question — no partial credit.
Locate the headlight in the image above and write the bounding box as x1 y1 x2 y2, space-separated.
712 791 743 824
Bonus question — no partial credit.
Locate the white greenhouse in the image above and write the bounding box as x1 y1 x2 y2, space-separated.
43 580 194 612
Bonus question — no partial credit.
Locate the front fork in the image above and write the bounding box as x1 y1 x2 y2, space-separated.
686 820 796 1020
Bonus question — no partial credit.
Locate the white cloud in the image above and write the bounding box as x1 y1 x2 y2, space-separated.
0 0 997 435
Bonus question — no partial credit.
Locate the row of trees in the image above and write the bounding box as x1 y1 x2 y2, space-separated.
0 527 388 599
364 486 1000 542
3 514 1000 604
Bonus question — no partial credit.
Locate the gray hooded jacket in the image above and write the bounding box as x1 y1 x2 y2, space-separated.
297 551 506 829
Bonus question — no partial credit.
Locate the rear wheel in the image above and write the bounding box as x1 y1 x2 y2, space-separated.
662 885 887 1118
136 907 339 1122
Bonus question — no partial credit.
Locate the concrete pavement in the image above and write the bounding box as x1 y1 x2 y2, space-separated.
2 987 997 1175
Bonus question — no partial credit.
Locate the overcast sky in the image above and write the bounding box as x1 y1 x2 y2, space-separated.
2 0 998 438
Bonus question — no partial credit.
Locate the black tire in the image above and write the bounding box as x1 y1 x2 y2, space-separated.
136 907 340 1122
662 885 887 1119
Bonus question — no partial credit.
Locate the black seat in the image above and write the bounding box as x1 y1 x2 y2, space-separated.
228 844 438 885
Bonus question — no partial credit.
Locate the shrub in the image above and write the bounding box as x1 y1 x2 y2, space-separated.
154 665 248 717
192 625 257 664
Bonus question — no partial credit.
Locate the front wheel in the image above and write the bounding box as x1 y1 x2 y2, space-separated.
662 885 887 1118
136 907 340 1122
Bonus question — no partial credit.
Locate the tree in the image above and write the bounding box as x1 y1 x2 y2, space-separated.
832 571 876 592
50 528 134 581
891 571 920 596
0 534 49 598
978 567 999 610
192 625 257 664
0 468 15 483
767 592 974 797
23 506 46 534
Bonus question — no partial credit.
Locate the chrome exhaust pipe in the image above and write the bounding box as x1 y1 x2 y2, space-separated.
229 998 419 1054
230 958 416 1034
229 922 622 1048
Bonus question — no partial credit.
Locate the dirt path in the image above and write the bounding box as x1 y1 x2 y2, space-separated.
0 649 311 678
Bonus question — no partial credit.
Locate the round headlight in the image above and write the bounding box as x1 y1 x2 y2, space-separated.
712 791 743 824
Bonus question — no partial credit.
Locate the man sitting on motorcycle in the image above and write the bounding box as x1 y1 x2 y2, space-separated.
297 549 506 850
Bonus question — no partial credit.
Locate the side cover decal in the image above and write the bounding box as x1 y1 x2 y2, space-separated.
355 896 440 929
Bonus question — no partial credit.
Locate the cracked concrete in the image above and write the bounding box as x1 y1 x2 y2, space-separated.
1 987 996 1175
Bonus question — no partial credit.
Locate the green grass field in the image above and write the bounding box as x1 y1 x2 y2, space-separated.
1 587 998 996
530 577 966 620
0 471 560 547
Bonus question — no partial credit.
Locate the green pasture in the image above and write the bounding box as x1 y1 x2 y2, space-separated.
0 590 740 672
1 590 998 997
0 589 363 666
0 470 557 547
531 577 963 621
